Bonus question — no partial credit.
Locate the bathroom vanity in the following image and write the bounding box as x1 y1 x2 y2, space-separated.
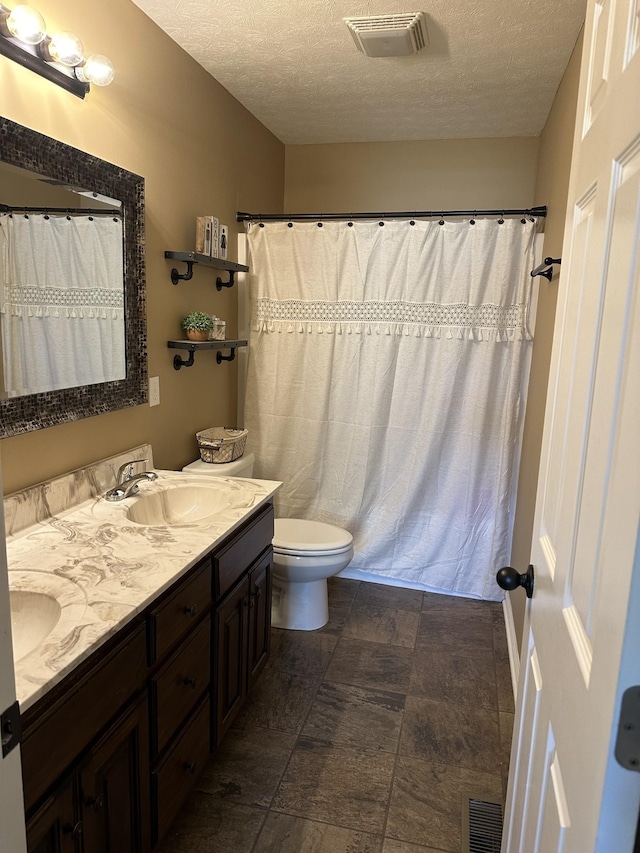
5 448 280 852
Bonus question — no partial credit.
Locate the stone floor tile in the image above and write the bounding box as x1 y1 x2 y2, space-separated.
386 757 503 851
408 647 498 710
156 792 266 853
399 696 501 775
382 840 448 852
325 638 414 693
416 608 494 657
232 668 319 734
343 604 420 648
355 582 424 613
270 629 339 678
301 680 405 752
196 727 297 808
272 737 395 834
254 812 383 852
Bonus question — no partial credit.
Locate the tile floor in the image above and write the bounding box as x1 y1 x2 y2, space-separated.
157 578 515 853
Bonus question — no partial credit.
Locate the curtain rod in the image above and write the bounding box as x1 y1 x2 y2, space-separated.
0 203 120 216
237 205 547 223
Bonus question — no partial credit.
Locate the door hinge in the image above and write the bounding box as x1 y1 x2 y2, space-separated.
1 700 22 758
615 686 640 772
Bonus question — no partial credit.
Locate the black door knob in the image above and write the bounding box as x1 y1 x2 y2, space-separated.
496 564 534 598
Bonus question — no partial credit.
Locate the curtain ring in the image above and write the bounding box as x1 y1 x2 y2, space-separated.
498 212 505 224
409 220 416 226
259 222 264 228
347 221 353 227
378 220 384 226
317 221 323 227
470 211 476 225
287 221 293 228
439 213 444 226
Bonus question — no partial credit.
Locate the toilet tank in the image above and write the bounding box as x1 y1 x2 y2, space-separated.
182 453 255 477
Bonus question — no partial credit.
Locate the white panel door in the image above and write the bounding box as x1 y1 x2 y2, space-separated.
502 0 640 850
0 455 27 853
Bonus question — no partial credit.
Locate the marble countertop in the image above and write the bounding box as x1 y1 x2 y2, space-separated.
6 470 281 712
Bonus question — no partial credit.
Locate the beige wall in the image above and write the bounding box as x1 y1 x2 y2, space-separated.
285 137 540 212
0 0 284 495
509 30 584 648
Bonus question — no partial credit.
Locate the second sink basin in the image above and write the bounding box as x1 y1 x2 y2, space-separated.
10 590 61 662
8 571 87 663
125 483 249 526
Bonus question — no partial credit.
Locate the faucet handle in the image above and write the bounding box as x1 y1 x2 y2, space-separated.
116 458 148 484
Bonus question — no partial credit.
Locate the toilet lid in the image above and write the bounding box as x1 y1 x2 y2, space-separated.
273 518 353 555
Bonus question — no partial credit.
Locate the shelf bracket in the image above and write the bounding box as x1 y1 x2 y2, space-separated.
216 271 236 291
216 349 236 364
173 349 196 370
171 260 195 285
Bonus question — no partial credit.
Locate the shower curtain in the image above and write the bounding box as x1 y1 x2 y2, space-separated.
244 218 536 600
0 213 125 397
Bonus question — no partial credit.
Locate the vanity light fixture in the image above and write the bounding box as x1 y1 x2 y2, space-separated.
0 3 114 98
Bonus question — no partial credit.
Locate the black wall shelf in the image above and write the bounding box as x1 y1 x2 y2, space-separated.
165 251 249 288
168 339 248 370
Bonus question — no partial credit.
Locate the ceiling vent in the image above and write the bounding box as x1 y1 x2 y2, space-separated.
344 12 428 58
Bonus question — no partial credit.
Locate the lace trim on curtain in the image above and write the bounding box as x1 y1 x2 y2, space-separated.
253 298 532 341
1 284 124 319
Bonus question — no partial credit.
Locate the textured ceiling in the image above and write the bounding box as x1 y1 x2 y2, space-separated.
132 0 586 144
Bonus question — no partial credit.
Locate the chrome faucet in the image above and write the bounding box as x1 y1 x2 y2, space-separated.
105 458 158 501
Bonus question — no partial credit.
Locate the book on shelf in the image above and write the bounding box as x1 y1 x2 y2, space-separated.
195 215 219 257
219 224 228 260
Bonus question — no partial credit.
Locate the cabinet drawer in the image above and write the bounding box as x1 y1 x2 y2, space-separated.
150 617 211 756
148 560 211 662
152 696 210 846
214 503 274 599
22 623 147 812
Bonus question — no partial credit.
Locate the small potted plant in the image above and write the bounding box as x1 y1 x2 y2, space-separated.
182 311 214 342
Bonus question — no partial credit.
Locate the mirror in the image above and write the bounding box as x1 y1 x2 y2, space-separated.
0 116 146 437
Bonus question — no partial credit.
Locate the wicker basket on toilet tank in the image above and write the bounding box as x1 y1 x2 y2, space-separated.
196 428 248 464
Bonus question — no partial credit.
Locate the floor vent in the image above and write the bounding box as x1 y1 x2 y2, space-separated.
462 798 504 853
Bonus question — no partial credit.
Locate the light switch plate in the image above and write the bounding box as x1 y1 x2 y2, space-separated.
149 376 160 407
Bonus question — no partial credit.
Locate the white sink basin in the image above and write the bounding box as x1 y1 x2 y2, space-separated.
125 483 250 526
8 571 87 663
10 590 61 662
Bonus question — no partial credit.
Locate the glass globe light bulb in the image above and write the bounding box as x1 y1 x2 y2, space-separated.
6 5 46 45
47 31 84 66
75 54 115 86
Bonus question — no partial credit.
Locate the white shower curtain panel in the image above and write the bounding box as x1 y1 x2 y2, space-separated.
244 218 536 600
0 213 125 397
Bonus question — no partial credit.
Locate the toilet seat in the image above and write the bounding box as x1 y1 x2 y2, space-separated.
273 518 353 556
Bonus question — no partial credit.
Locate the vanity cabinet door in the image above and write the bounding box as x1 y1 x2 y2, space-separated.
79 693 150 853
25 776 78 853
214 576 250 745
248 549 272 689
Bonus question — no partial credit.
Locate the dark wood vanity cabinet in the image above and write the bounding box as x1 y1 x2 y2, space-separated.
20 501 274 853
24 692 150 853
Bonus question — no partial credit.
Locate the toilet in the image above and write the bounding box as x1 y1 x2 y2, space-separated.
182 454 354 630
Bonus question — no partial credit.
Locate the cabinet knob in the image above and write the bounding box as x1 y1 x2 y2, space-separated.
184 760 197 774
183 676 198 690
85 794 105 812
63 820 83 840
243 597 250 609
183 604 198 617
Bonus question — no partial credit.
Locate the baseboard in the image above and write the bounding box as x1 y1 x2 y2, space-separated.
502 594 520 700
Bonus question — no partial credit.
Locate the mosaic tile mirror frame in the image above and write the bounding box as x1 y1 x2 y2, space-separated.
0 115 147 437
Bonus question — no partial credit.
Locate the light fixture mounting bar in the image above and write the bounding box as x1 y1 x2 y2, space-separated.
0 30 88 97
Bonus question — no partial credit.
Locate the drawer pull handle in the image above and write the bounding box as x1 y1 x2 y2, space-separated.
184 604 198 617
184 760 197 774
183 676 198 690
